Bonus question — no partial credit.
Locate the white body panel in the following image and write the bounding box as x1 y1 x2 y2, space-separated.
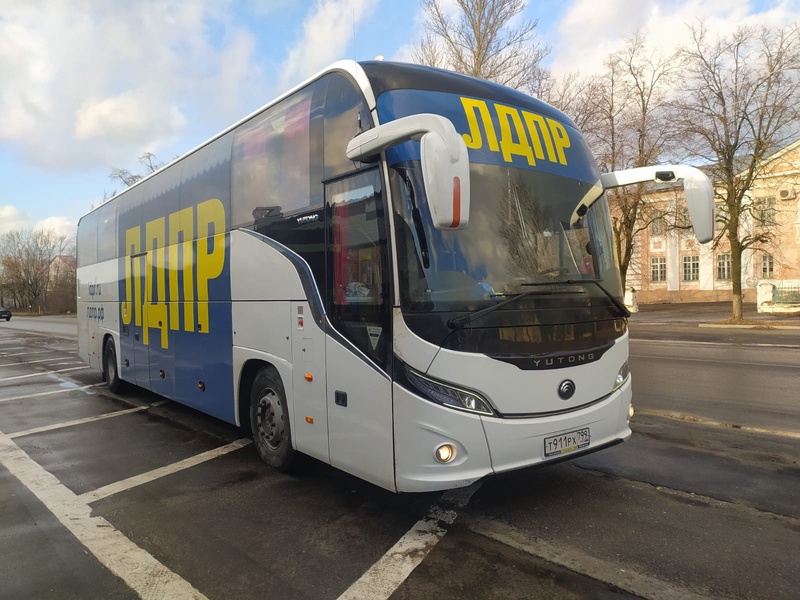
393 380 631 492
425 334 629 416
325 335 395 491
77 259 121 372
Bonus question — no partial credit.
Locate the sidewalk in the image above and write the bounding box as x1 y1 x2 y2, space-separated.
629 302 800 328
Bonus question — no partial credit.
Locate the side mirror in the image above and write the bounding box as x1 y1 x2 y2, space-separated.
346 114 471 229
600 165 715 243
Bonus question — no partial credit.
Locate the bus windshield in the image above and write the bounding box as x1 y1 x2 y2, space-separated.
392 161 623 316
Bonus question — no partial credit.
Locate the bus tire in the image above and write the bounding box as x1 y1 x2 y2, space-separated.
250 366 294 472
103 338 124 394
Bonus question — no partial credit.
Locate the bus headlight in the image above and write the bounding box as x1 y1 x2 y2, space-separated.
406 367 494 416
435 443 457 463
612 361 630 392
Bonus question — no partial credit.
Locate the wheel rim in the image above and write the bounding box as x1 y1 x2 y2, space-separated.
256 388 285 451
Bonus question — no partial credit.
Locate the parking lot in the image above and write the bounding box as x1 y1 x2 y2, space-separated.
2 315 799 599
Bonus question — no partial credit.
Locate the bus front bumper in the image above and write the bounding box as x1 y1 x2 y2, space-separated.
393 379 632 493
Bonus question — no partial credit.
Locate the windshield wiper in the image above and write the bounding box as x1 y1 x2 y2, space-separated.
447 279 630 329
398 169 430 269
547 278 631 318
447 285 571 329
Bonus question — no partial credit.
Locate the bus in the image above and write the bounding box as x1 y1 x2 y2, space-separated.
77 60 714 493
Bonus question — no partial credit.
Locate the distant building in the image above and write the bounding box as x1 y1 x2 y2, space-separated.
622 142 800 312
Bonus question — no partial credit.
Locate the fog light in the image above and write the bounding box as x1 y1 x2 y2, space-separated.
629 404 635 420
434 443 457 463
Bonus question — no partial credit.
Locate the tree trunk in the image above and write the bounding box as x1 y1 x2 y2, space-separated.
730 238 744 321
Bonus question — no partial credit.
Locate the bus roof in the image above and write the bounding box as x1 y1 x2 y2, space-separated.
80 59 574 223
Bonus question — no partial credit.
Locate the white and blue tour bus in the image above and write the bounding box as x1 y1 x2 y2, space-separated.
77 60 714 492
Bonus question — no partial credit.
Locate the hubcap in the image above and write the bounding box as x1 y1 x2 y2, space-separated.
256 389 285 450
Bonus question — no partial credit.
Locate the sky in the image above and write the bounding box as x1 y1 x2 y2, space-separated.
1 0 798 239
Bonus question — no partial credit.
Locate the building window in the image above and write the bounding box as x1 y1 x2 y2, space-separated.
651 257 666 282
650 211 667 236
715 203 727 233
683 255 700 281
755 197 776 226
716 253 731 280
762 253 774 278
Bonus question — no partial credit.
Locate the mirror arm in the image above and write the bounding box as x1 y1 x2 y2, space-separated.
346 114 464 164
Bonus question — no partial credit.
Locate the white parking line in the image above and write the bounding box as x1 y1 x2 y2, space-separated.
0 430 208 600
0 366 90 382
0 350 50 358
337 484 481 600
80 438 253 503
0 357 67 366
0 384 102 404
9 406 152 439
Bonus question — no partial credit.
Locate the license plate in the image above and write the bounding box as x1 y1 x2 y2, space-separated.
544 428 590 457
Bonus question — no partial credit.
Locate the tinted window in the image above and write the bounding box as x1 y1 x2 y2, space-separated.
323 73 372 180
77 210 98 267
232 86 317 227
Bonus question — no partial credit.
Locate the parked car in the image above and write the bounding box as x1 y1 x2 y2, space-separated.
0 307 12 321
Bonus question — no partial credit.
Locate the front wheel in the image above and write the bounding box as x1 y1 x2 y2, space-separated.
250 366 294 472
103 338 124 394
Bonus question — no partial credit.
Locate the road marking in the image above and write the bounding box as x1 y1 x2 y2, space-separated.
636 409 800 439
0 429 208 600
632 338 800 350
80 438 253 503
0 365 90 382
8 404 161 439
468 516 712 600
0 350 50 358
0 384 101 404
0 357 70 366
337 484 481 600
629 353 800 368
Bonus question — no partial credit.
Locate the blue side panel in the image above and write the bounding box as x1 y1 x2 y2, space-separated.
172 300 234 422
115 129 235 423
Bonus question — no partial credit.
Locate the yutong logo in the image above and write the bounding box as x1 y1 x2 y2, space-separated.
297 214 319 224
558 380 576 400
532 352 595 369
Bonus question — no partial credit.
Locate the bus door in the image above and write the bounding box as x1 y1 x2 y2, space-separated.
144 247 175 399
324 169 395 490
290 301 329 463
120 252 150 387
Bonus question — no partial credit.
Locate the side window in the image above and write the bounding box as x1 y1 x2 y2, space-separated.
327 169 390 367
323 73 372 180
231 84 320 227
77 211 98 267
96 200 117 262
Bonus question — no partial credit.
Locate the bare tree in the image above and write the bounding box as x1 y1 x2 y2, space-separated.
109 151 166 188
0 229 73 312
411 0 550 93
586 33 683 290
676 23 800 320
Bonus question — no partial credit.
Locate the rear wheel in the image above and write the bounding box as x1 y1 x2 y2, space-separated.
103 338 124 393
250 366 294 471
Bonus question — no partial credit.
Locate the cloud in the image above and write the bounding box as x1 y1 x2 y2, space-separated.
549 0 800 78
0 0 261 171
278 0 377 90
0 206 33 235
74 89 187 143
34 216 78 240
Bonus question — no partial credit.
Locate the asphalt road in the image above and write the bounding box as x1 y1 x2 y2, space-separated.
1 310 798 599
